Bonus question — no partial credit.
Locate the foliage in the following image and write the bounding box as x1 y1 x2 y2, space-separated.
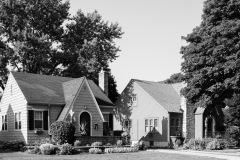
182 138 206 150
28 146 41 154
49 121 75 145
206 139 226 150
224 125 240 147
121 131 131 145
33 138 54 146
91 141 103 147
163 73 185 84
74 140 81 146
0 140 26 151
89 148 102 154
39 143 56 155
116 140 123 146
224 94 240 146
104 147 138 153
58 143 75 155
0 0 123 102
133 141 146 150
180 0 240 108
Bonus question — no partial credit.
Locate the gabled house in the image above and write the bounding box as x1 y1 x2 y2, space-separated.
114 79 187 147
0 71 114 144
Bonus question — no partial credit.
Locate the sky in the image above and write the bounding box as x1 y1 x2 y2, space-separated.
68 0 205 93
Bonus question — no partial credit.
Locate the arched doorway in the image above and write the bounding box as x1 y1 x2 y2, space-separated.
79 112 91 136
204 115 216 138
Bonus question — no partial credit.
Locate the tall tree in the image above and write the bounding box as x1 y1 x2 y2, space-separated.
0 0 123 102
180 0 240 107
163 73 185 84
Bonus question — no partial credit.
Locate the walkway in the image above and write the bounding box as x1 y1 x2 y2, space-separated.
147 149 240 160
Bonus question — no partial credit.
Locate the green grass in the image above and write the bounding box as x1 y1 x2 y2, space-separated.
0 150 223 160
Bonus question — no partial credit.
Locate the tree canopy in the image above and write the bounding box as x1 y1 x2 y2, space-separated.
163 73 185 84
0 0 123 102
180 0 240 107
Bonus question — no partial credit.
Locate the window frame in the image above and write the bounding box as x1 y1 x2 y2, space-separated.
145 118 158 133
34 111 43 129
132 94 138 106
170 117 181 136
103 113 109 126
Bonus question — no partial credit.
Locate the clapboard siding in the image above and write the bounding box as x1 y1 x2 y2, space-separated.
27 104 63 144
0 73 28 143
72 80 103 136
114 81 169 147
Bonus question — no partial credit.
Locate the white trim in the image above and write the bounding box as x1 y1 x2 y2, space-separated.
79 110 92 136
135 82 168 114
85 78 105 122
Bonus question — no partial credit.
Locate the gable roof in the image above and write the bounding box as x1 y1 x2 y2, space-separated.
133 79 185 113
11 72 113 106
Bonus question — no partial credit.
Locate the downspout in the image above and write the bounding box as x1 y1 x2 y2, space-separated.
168 113 170 145
48 104 50 135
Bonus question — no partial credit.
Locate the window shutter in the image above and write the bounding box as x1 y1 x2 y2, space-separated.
29 110 34 130
43 111 48 130
109 114 113 130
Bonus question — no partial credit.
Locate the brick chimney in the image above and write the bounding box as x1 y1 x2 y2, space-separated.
99 68 108 96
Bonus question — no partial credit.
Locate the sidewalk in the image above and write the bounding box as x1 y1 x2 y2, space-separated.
147 149 240 160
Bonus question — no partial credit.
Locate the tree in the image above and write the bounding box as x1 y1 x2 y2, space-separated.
0 0 123 102
163 73 185 84
180 0 240 107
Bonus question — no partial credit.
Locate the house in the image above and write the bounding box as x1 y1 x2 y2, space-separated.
0 71 114 144
114 79 187 147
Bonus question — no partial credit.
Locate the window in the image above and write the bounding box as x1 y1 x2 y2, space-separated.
103 113 109 124
2 115 7 130
15 112 21 130
145 118 158 132
132 94 137 106
34 111 43 129
170 117 181 136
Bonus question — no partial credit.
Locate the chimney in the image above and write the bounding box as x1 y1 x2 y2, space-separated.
99 68 108 96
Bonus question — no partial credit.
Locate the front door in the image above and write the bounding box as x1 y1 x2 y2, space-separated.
79 112 91 136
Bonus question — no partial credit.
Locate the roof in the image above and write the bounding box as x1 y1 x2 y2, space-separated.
11 72 113 106
133 79 185 113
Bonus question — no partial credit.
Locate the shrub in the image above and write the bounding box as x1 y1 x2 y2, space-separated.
121 131 130 145
104 147 138 153
0 140 25 151
50 121 76 145
89 148 102 154
206 139 226 150
183 138 206 150
133 141 146 150
33 138 53 146
91 141 103 147
74 140 81 146
28 146 41 154
39 143 56 155
116 140 123 146
59 143 75 155
105 143 112 146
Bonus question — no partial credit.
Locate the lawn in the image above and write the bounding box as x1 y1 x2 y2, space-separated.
0 150 223 160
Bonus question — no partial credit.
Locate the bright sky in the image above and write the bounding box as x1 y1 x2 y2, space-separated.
68 0 205 93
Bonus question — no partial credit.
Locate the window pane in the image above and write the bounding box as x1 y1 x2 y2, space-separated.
125 121 129 128
129 120 132 128
2 116 4 130
19 121 21 129
150 126 153 132
171 119 174 126
154 119 158 127
150 119 153 126
5 123 7 130
145 119 148 125
5 115 7 122
35 111 43 120
35 120 43 128
176 119 179 127
145 126 148 132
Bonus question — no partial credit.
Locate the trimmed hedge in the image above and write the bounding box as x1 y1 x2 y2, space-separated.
49 121 75 145
0 140 26 151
